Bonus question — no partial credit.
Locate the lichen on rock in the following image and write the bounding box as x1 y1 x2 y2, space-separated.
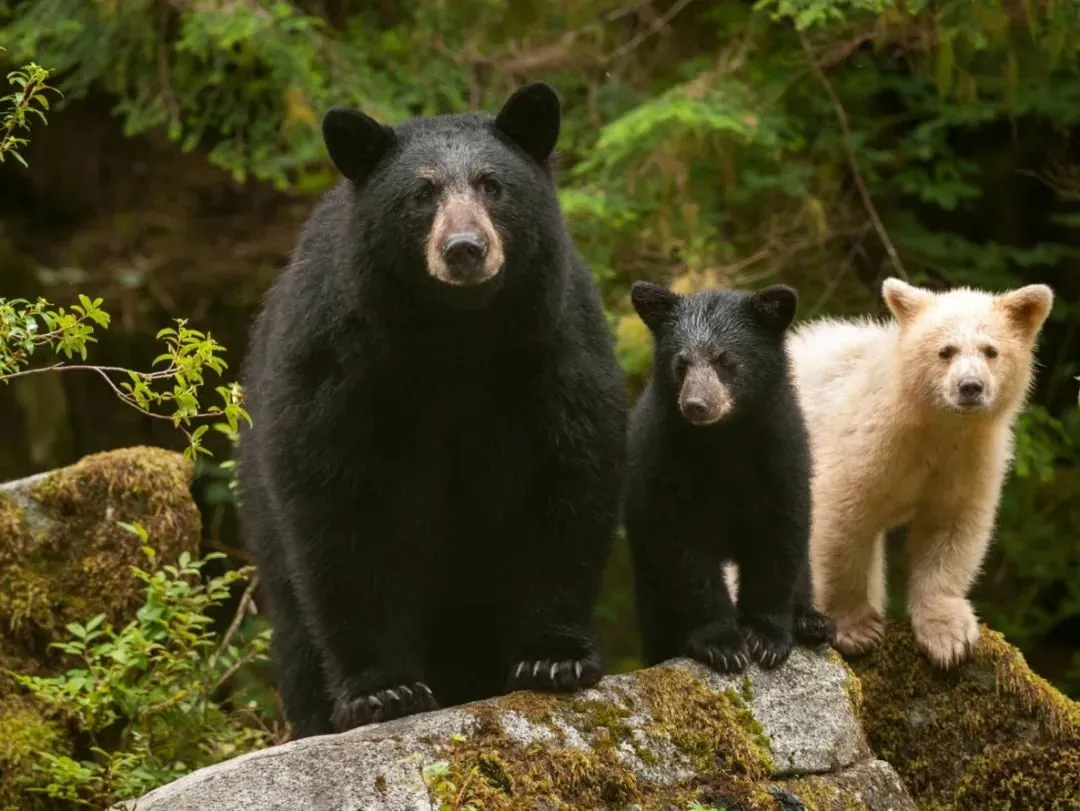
852 620 1080 810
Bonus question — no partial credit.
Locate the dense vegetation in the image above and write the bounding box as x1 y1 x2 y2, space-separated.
1 0 1078 806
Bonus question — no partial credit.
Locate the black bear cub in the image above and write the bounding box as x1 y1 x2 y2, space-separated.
623 282 833 673
237 83 627 738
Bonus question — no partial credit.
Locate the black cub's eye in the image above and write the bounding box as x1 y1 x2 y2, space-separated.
983 345 999 359
712 350 729 369
673 354 689 377
479 176 502 198
938 345 957 360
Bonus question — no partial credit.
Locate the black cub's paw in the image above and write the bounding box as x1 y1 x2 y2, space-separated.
794 607 836 646
507 651 603 693
684 622 750 674
331 681 438 731
741 619 794 669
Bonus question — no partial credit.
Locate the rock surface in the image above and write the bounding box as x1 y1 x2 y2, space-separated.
118 651 915 811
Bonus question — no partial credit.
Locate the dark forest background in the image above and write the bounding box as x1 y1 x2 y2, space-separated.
1 0 1078 805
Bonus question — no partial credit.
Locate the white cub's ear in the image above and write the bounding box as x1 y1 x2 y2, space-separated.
322 107 396 184
750 284 798 334
998 284 1054 337
881 277 933 326
630 281 679 334
495 82 561 165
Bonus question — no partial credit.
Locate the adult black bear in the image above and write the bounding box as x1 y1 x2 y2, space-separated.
237 83 627 738
623 282 833 673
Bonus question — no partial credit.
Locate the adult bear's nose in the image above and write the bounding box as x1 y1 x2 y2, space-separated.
443 234 487 264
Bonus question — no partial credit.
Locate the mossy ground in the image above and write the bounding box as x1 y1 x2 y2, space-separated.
0 447 200 808
429 664 777 810
852 620 1080 810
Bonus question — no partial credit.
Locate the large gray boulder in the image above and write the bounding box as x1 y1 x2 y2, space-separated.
118 649 915 810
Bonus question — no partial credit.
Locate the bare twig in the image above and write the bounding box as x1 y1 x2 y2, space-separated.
211 573 260 668
799 31 908 280
607 0 698 63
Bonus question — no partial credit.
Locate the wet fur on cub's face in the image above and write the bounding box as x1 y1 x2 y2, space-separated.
882 278 1054 416
631 282 799 426
320 83 563 309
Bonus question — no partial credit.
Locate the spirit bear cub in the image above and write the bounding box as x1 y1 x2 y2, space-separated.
790 278 1054 668
624 282 833 674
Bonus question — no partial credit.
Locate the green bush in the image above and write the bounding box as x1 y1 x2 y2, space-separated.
7 524 273 807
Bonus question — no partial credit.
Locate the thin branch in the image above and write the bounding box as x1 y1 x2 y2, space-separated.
211 574 260 668
0 363 224 424
799 31 908 280
607 0 698 63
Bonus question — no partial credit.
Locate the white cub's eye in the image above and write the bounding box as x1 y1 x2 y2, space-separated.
983 345 999 359
938 345 957 360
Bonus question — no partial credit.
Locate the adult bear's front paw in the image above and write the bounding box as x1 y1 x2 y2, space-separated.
331 681 438 731
506 635 603 693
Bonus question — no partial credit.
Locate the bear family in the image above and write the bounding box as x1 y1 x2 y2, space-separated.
790 278 1054 668
237 83 628 738
623 282 834 672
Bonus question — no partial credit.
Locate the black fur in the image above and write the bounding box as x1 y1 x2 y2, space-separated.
623 283 833 674
237 83 627 738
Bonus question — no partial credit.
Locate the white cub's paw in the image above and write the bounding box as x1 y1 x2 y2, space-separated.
830 607 885 657
910 597 980 670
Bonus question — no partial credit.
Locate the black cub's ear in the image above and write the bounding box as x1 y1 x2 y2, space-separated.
494 82 561 164
322 107 396 183
631 281 680 334
750 284 798 334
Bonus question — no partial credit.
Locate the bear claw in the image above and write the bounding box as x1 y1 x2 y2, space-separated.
331 681 438 731
685 624 750 674
741 623 794 670
795 608 836 646
507 655 601 693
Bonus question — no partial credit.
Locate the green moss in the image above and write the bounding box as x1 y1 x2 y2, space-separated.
0 695 68 811
0 447 202 806
431 664 778 810
779 773 863 811
0 446 200 662
852 620 1080 810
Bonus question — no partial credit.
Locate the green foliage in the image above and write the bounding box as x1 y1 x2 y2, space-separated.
0 49 58 166
7 524 273 808
0 295 251 459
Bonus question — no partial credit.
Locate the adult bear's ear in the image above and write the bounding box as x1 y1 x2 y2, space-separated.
322 107 396 183
495 82 560 164
631 281 680 334
750 284 798 334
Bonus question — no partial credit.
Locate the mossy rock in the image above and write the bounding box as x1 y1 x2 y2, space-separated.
852 620 1080 810
0 446 201 807
119 651 909 811
0 445 200 662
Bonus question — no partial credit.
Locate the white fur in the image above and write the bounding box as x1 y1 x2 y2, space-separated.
790 279 1053 668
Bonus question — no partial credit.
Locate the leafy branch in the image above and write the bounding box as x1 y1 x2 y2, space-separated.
0 296 250 458
0 50 60 165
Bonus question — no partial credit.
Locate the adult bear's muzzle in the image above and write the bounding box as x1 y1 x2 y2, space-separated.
426 191 505 287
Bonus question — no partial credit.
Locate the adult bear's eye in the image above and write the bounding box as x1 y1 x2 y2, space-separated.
415 181 437 204
479 175 502 199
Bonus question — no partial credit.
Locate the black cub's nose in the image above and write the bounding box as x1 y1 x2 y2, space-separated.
959 379 984 399
443 233 487 264
681 398 709 423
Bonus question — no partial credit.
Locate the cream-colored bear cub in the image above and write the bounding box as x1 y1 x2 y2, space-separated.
788 277 1054 668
